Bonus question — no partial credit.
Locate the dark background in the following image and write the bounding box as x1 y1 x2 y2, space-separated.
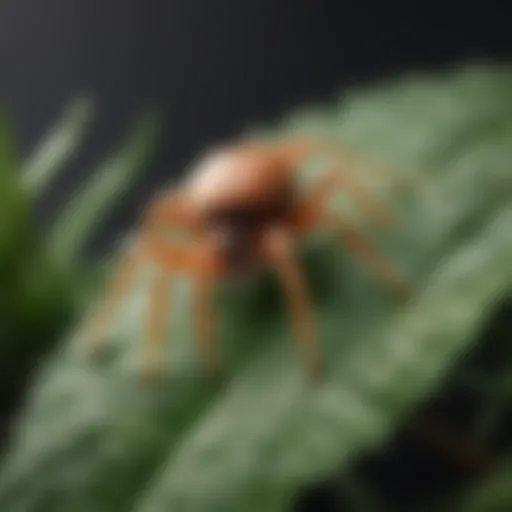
1 0 511 257
1 1 511 510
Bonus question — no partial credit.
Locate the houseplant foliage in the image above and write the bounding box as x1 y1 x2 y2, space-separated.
0 65 510 511
0 100 161 440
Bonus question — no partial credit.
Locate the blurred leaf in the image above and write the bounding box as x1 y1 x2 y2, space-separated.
458 456 512 511
0 110 19 172
47 109 162 266
0 112 35 333
0 112 31 264
0 65 511 512
0 113 71 455
0 104 160 416
21 97 94 197
0 113 75 411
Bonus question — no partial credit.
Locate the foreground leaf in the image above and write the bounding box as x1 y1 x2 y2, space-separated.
136 206 511 512
0 65 511 512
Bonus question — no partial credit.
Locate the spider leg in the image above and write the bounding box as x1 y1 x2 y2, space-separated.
85 189 203 378
291 179 410 301
192 246 222 379
137 240 202 383
322 211 410 300
84 243 142 361
309 167 397 227
142 265 172 384
258 134 419 192
290 169 392 232
146 237 222 380
263 227 322 381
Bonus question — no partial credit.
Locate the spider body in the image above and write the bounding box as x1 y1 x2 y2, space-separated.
185 146 297 274
86 136 411 383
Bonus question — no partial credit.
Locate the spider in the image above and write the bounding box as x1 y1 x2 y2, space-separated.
85 135 411 383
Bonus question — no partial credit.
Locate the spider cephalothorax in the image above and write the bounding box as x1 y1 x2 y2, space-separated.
85 136 411 383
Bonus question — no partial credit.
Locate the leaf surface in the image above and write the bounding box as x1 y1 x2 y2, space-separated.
0 65 511 512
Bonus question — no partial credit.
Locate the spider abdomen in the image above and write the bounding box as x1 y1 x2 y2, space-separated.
186 144 295 215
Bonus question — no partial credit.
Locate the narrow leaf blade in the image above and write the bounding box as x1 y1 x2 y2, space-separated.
22 97 94 197
48 109 162 265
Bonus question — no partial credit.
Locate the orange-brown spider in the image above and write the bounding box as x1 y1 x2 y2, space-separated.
85 136 410 383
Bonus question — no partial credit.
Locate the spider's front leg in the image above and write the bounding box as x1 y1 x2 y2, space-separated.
84 241 143 362
191 241 223 380
138 242 188 383
83 191 202 378
263 226 323 381
140 240 221 384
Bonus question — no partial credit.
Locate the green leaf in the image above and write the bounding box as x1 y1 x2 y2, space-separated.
21 97 94 197
0 65 511 512
0 112 31 263
457 456 512 511
0 111 34 317
47 109 162 266
0 104 161 405
0 110 19 173
0 112 73 373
